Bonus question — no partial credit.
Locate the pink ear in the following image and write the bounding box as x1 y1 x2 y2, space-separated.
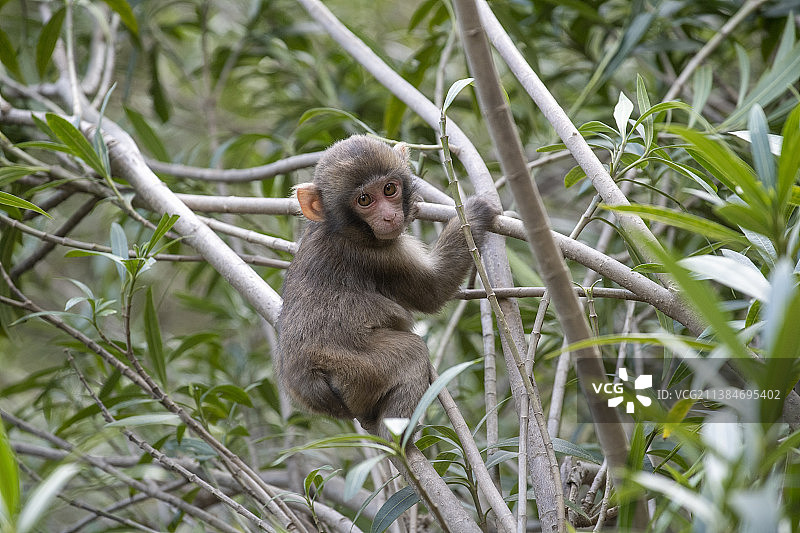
393 142 409 162
294 183 325 221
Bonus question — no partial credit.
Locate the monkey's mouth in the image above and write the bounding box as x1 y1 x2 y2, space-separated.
372 225 404 240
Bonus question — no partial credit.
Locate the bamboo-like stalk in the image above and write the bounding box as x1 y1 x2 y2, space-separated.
438 113 562 532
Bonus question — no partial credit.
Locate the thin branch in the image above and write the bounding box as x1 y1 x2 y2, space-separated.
67 352 276 532
148 152 321 181
663 0 768 101
0 213 290 269
456 286 641 301
10 196 100 278
0 411 242 533
475 0 667 272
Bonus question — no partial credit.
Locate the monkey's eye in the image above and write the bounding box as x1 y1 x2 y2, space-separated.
384 182 398 196
357 193 372 206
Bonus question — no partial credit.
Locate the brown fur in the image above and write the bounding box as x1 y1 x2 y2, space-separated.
277 135 498 437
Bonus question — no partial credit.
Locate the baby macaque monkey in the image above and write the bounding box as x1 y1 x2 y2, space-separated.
277 135 498 438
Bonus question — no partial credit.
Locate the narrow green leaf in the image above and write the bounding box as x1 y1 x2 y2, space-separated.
679 254 770 302
110 222 128 281
614 91 634 137
149 47 171 122
715 203 775 239
0 422 20 523
35 8 65 78
343 454 387 501
748 105 777 189
735 44 750 108
45 113 107 178
763 261 800 359
297 107 375 134
672 126 768 209
631 101 699 137
635 74 653 146
553 438 603 464
17 464 79 533
204 384 253 408
773 13 796 67
689 65 712 127
0 27 23 81
402 358 483 448
0 192 52 219
93 83 116 178
721 41 800 130
563 165 586 188
605 204 746 243
105 414 181 427
101 0 138 35
442 78 474 115
124 107 170 162
645 241 751 360
143 213 179 257
777 103 800 209
371 486 420 533
144 287 167 387
408 0 438 30
0 166 48 187
579 122 616 140
64 249 127 267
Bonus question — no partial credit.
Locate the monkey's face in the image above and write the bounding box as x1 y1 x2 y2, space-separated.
352 176 407 240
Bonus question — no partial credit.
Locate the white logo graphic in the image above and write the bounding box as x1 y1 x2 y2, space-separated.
608 368 652 413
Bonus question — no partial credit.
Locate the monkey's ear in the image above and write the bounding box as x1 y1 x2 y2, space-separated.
393 142 409 162
294 183 325 221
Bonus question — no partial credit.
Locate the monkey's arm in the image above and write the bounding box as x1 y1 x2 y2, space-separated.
384 197 498 313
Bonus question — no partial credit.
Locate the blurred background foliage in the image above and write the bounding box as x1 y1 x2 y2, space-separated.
1 0 800 531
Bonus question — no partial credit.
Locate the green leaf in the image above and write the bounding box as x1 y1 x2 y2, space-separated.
605 204 746 243
402 358 483 448
144 287 167 387
735 44 750 108
371 486 420 533
0 192 52 219
64 249 127 268
563 165 586 188
101 0 138 35
748 105 777 190
0 422 20 524
343 454 387 501
552 438 603 464
124 107 170 162
45 113 108 178
0 166 49 187
578 121 617 135
298 107 376 134
0 27 23 81
143 214 179 257
110 222 128 281
672 126 768 209
442 78 474 115
715 203 775 238
149 47 171 122
17 464 79 533
203 384 253 408
36 8 65 78
635 74 653 146
105 414 181 427
689 65 712 127
614 91 634 137
763 261 800 360
679 254 770 302
721 41 800 130
777 103 800 209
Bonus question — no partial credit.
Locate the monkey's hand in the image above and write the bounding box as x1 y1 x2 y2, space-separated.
464 196 501 247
